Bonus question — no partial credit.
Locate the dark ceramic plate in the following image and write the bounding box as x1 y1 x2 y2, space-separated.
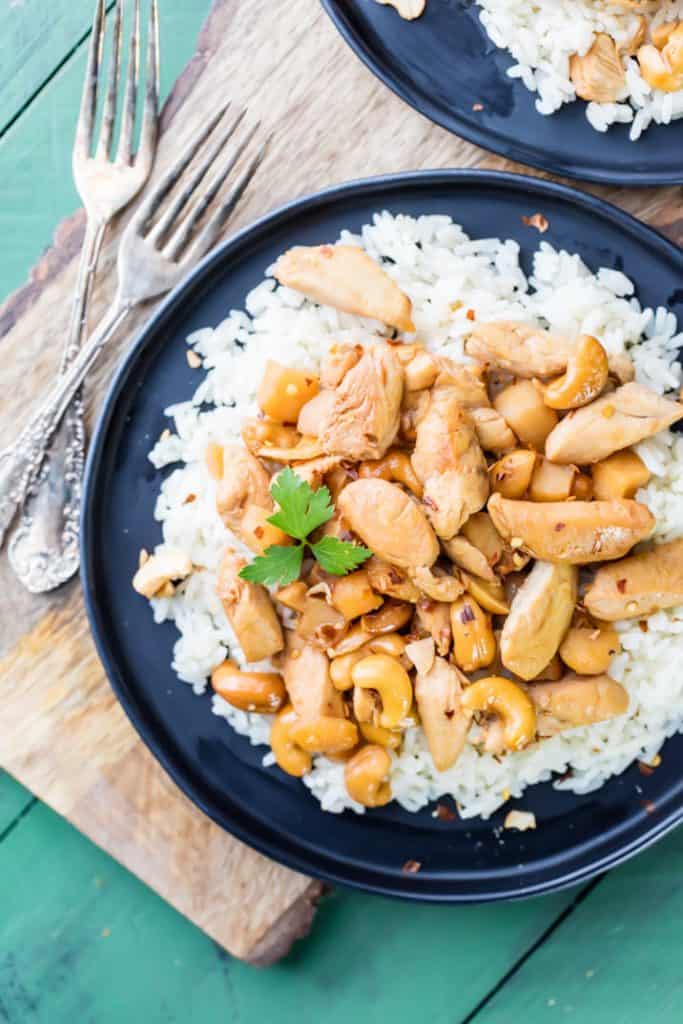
82 171 683 901
322 0 683 186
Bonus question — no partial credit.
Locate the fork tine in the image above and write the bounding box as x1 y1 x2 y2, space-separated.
148 106 246 247
131 102 230 231
95 0 123 160
165 122 260 262
136 0 160 177
74 0 106 161
180 134 271 268
116 0 140 166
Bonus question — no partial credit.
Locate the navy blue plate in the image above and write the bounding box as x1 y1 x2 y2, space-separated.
322 0 683 186
82 171 683 901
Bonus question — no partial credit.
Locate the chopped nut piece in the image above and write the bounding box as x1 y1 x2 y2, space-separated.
186 349 201 369
521 213 549 233
402 859 422 873
504 810 536 831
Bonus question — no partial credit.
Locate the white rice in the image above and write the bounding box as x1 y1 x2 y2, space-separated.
146 211 683 820
474 0 683 139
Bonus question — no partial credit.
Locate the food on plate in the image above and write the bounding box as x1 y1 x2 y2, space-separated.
373 0 683 138
139 213 683 821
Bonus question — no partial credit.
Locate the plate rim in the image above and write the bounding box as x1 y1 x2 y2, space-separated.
320 0 683 187
81 168 683 902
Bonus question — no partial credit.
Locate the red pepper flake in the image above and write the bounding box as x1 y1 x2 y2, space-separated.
444 709 455 719
254 526 264 539
639 620 649 633
182 493 197 505
638 761 654 776
521 213 549 234
617 579 627 593
554 522 566 531
640 799 657 815
435 803 457 821
466 309 476 321
423 496 438 511
402 859 422 874
460 604 476 624
472 102 484 112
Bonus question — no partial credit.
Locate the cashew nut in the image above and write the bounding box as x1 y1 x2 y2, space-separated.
489 449 537 499
450 596 496 673
344 745 393 808
270 706 312 777
461 676 537 751
132 547 192 598
461 571 510 615
543 335 609 410
211 660 286 713
351 653 413 729
360 600 413 636
288 716 359 755
330 632 407 690
359 722 402 752
359 448 423 497
559 626 621 676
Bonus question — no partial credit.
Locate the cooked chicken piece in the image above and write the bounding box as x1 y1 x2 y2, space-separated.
442 535 497 582
466 321 577 378
414 658 470 771
394 343 439 391
434 359 490 408
414 600 452 656
569 33 626 103
404 636 436 675
500 562 577 680
282 631 344 721
297 390 336 437
584 538 683 620
488 493 654 564
465 320 634 383
338 478 439 570
274 244 415 332
411 565 465 603
216 549 284 662
545 383 683 464
607 352 635 384
320 344 363 389
319 344 403 461
529 674 629 736
399 388 430 443
366 557 421 602
469 406 517 453
215 446 290 554
412 386 489 538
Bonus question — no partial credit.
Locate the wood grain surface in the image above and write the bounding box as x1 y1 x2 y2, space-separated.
0 0 681 966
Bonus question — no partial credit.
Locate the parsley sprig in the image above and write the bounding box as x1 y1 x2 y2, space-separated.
238 468 371 587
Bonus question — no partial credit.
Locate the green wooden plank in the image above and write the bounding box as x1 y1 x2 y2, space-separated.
0 2 211 302
0 2 104 136
0 771 34 834
0 795 580 1023
473 828 683 1024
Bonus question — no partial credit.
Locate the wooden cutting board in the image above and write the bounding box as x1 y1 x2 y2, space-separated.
0 0 681 964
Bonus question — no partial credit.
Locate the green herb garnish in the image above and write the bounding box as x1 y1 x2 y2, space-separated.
239 467 371 587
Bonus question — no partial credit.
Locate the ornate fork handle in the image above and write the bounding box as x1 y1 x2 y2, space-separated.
0 300 130 547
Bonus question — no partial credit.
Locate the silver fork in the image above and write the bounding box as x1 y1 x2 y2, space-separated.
0 108 268 590
7 0 159 593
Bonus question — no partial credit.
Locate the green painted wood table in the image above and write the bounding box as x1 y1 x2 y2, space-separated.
1 2 682 1021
